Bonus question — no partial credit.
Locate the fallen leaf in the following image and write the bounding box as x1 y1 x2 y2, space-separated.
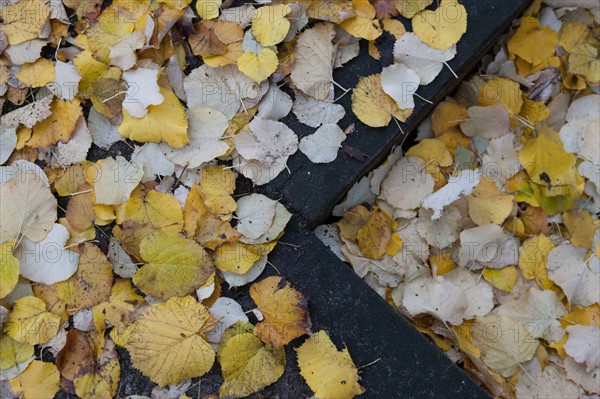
218 324 285 398
0 242 19 299
412 0 468 50
251 4 291 47
340 0 382 41
299 123 346 164
237 49 279 83
133 233 213 300
290 23 335 101
295 330 364 398
564 324 600 372
125 296 215 387
381 63 421 109
472 315 539 377
89 156 143 205
9 360 60 399
14 223 80 285
547 245 599 306
4 296 61 345
235 194 278 240
250 276 311 347
352 73 412 128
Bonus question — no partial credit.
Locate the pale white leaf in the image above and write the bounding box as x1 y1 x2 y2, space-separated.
14 223 80 284
299 123 345 164
122 68 164 118
235 194 277 240
422 169 480 219
381 63 420 109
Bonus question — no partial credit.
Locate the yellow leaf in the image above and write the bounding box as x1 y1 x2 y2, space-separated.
394 0 432 18
351 74 412 128
199 165 237 216
337 205 371 241
569 43 600 83
4 296 61 345
483 266 518 292
119 88 189 148
295 330 364 398
15 59 55 88
306 0 356 24
0 242 19 299
92 279 144 343
356 210 392 260
56 243 113 310
123 190 184 235
134 233 213 300
196 0 222 18
237 49 279 83
429 252 456 275
251 4 292 46
518 235 555 290
467 177 514 226
86 4 136 63
32 284 69 322
250 276 311 347
73 51 109 98
412 0 467 50
125 296 215 387
519 125 579 189
73 341 120 399
560 304 600 328
431 102 469 136
507 17 558 66
9 360 59 399
65 183 95 233
382 18 406 39
563 210 597 249
0 0 50 45
386 233 403 256
203 23 244 67
214 242 261 274
406 138 453 173
341 0 382 41
558 22 589 53
519 97 549 130
27 98 82 148
0 335 34 370
478 77 523 118
218 327 285 398
158 0 192 10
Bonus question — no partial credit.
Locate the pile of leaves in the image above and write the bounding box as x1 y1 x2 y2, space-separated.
318 0 600 397
0 0 473 397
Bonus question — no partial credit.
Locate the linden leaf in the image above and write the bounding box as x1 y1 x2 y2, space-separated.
518 235 555 289
215 242 262 274
394 0 432 18
306 0 356 24
0 242 19 299
381 63 421 109
393 32 457 85
88 156 143 205
569 43 600 83
161 107 229 169
119 88 189 148
467 177 514 226
351 74 412 128
412 0 467 50
251 4 292 47
290 23 335 101
15 58 55 88
356 210 392 260
56 243 113 310
0 170 56 243
295 330 364 398
134 233 213 300
27 98 82 148
237 48 279 83
340 0 382 41
0 0 51 45
519 125 578 188
125 296 215 387
4 296 61 345
235 194 278 240
9 360 59 399
73 340 121 399
472 315 539 377
123 190 184 235
0 335 34 370
299 123 346 164
250 276 311 347
196 0 222 19
507 17 558 66
218 327 285 398
199 165 238 216
14 223 80 285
